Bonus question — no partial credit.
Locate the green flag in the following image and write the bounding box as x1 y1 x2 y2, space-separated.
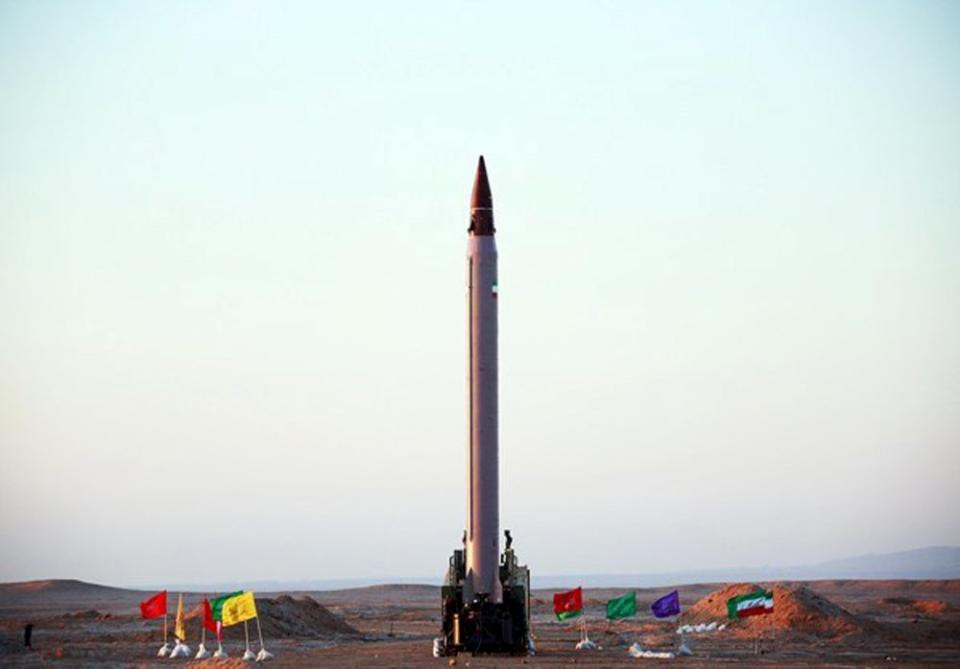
209 591 244 622
606 591 637 620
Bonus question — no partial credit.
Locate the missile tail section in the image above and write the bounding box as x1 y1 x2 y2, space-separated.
440 531 531 656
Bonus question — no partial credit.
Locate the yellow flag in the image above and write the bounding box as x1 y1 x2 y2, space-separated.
220 591 258 627
174 593 186 641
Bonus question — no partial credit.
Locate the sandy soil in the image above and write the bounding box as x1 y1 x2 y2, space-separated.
1 579 959 667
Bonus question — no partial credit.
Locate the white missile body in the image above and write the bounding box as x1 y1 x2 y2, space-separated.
464 158 501 603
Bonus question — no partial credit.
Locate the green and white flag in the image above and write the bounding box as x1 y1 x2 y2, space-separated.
726 589 773 619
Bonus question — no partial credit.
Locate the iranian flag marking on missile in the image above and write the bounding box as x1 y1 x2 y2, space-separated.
726 589 774 619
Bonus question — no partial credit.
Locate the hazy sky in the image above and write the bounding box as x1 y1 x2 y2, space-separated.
1 1 958 587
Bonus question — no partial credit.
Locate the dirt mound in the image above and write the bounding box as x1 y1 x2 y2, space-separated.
880 597 950 616
255 595 358 638
912 600 949 616
684 583 875 638
352 584 435 595
882 596 914 606
59 609 104 620
0 579 124 595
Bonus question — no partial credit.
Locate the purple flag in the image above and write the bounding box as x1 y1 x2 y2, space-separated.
651 590 680 618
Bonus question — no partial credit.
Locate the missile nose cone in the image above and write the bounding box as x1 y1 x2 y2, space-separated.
471 155 492 210
469 155 495 235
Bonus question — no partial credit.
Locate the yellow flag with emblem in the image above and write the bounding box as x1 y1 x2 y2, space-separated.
220 591 258 626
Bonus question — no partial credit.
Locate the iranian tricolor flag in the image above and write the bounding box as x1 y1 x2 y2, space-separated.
726 589 774 619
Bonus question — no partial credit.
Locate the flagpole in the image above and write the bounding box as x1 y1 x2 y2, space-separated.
254 613 274 661
242 618 259 661
156 610 171 657
211 592 225 658
194 597 209 660
215 621 225 658
255 615 265 650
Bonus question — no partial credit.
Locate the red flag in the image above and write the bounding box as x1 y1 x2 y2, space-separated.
202 598 217 634
139 590 167 619
553 587 583 620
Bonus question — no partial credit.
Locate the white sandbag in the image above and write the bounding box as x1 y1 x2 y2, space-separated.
157 642 172 657
628 643 675 659
575 637 599 650
243 647 257 660
256 648 274 662
677 642 693 656
213 644 228 659
678 621 722 635
169 641 192 658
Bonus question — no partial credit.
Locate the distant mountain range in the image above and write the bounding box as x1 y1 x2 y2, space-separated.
134 545 960 593
533 545 960 589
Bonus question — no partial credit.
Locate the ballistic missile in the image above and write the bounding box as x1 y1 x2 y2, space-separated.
439 158 530 657
465 155 502 603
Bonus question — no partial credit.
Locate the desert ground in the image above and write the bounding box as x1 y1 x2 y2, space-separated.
1 579 959 667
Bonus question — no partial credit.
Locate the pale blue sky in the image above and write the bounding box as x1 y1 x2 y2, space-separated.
1 1 957 586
